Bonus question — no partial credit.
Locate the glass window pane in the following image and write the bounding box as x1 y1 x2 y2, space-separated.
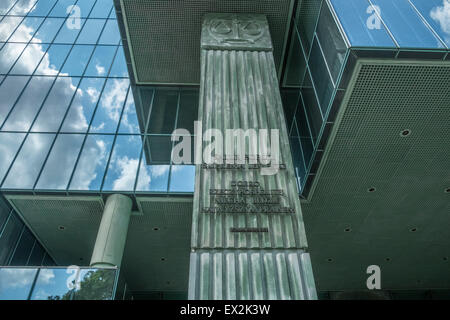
0 268 37 300
10 0 38 15
2 76 54 132
53 18 85 43
371 0 446 48
9 228 35 266
0 214 23 264
301 71 322 144
0 198 11 231
98 19 121 45
76 0 96 18
69 134 114 191
148 90 178 134
32 76 80 132
49 0 77 17
31 17 65 43
0 16 24 42
2 133 55 189
0 43 27 74
176 90 198 133
10 43 49 75
0 75 29 124
0 1 18 15
103 135 143 191
27 242 45 266
309 36 334 116
109 46 128 77
9 17 43 42
90 79 129 133
284 27 306 86
330 0 396 47
0 132 27 182
85 45 116 76
28 0 57 17
34 43 72 76
118 90 141 134
281 89 300 132
290 135 306 188
295 98 314 167
73 269 116 300
147 135 173 164
411 0 450 47
60 45 94 76
136 147 169 192
30 268 72 300
295 0 323 54
169 165 195 192
61 77 105 133
76 19 106 44
89 0 112 18
35 134 84 190
316 2 347 83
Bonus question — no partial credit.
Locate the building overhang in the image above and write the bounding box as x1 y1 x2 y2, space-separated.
114 0 296 85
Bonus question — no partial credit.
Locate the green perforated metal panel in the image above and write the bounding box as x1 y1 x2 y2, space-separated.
302 59 450 291
118 0 294 84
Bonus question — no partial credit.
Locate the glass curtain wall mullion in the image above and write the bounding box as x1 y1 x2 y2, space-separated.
1 15 26 44
64 48 122 191
0 211 13 238
314 32 336 88
98 133 119 192
0 18 83 129
7 224 25 265
322 50 349 123
292 117 308 181
167 90 182 192
32 15 108 190
365 0 400 48
133 135 148 193
25 239 37 266
406 0 448 50
26 268 40 300
64 83 113 190
2 0 22 17
288 91 301 136
303 65 324 122
325 0 351 48
305 0 325 64
298 91 315 149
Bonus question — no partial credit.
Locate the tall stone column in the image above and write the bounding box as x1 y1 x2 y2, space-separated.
90 194 132 268
188 14 317 300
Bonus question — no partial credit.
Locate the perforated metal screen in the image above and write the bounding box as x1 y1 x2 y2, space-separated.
303 59 450 290
118 0 294 84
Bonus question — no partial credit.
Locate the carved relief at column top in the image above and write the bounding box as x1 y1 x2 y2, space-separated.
201 13 273 51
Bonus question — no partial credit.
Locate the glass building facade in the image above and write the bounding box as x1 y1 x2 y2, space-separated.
0 0 449 300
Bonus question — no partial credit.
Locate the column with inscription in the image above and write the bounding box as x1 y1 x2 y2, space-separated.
188 14 317 300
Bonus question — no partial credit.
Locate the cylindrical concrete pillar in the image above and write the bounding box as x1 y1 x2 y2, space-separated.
90 194 132 268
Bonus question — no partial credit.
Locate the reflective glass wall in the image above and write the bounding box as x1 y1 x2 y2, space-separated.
281 0 449 196
0 196 54 266
0 0 196 195
0 266 120 300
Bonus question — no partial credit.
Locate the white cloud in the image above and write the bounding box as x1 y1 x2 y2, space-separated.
0 268 36 290
151 165 170 178
112 156 145 190
431 0 450 41
95 64 105 75
0 16 110 191
100 79 129 123
69 138 108 190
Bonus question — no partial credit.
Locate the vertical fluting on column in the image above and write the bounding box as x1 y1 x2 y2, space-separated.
189 14 317 300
